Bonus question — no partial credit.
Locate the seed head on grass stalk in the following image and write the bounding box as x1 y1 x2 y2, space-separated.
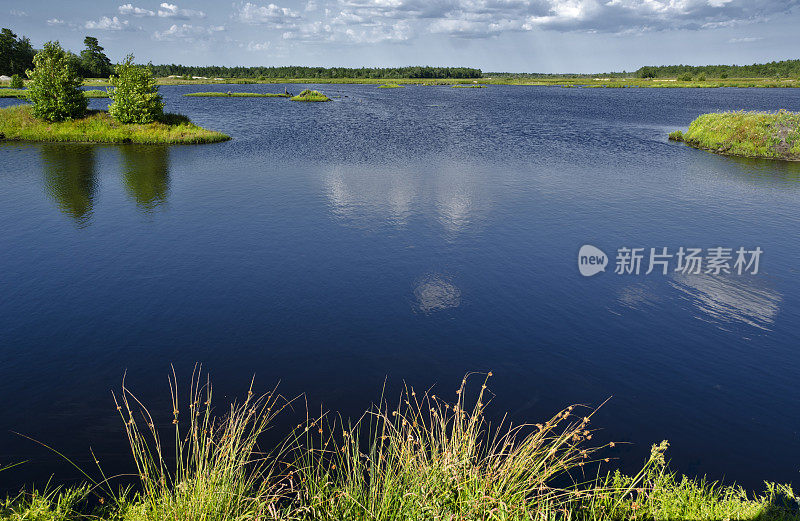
288 372 616 520
113 365 294 520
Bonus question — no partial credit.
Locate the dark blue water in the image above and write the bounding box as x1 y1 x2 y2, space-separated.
1 84 799 491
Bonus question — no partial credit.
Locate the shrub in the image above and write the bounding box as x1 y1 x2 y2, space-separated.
697 74 707 81
720 72 729 79
677 73 693 82
9 74 23 89
108 54 164 124
25 41 88 122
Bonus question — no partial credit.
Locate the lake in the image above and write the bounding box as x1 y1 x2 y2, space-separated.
1 84 799 491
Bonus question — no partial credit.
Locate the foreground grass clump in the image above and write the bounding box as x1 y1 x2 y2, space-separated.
377 83 404 88
0 105 230 144
184 91 291 97
2 371 799 520
290 89 330 102
670 110 800 160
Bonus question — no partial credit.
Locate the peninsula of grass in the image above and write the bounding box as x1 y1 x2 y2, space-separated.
290 89 330 102
452 84 487 88
0 89 108 99
1 370 799 521
0 105 230 145
184 91 291 97
378 83 404 88
670 110 800 161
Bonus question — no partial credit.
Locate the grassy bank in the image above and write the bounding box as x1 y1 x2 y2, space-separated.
0 105 230 145
0 89 109 99
378 83 404 88
1 371 798 520
452 84 487 88
290 89 330 102
670 110 800 161
184 91 290 97
109 76 800 88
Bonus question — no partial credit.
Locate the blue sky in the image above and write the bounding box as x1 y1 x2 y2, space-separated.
4 0 800 72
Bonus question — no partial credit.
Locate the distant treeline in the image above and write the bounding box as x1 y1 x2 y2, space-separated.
148 65 482 79
636 60 800 79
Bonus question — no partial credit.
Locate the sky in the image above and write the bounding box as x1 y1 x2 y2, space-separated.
4 0 800 73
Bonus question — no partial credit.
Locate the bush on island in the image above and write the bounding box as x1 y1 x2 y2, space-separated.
25 41 88 122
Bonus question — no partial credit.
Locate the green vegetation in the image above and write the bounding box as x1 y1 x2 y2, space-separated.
25 41 88 122
79 37 113 79
670 110 800 161
150 65 482 80
452 83 487 88
9 74 22 89
0 88 108 98
636 58 800 79
290 89 330 102
0 105 230 145
184 91 291 97
108 55 164 124
1 371 799 521
0 28 35 77
378 83 404 88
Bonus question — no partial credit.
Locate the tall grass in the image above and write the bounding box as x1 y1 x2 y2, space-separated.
290 90 331 102
184 92 290 98
3 370 800 520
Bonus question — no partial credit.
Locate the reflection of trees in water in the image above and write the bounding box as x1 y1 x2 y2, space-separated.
121 145 170 211
41 144 97 227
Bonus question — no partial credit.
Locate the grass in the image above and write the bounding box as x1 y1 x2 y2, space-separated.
0 89 109 99
452 84 487 88
184 91 291 98
79 76 800 88
0 105 230 145
290 89 331 102
377 83 404 88
670 110 800 161
2 370 799 520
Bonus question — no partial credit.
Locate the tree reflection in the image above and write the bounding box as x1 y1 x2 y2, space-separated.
120 145 170 211
41 144 97 227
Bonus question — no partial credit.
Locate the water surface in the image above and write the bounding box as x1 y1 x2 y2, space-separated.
1 84 799 490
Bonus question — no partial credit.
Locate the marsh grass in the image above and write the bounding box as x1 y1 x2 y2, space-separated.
184 92 291 98
377 83 404 89
671 110 800 160
0 105 230 145
452 84 487 88
3 371 800 520
0 89 108 98
290 89 331 102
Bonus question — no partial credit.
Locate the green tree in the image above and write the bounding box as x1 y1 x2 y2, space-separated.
9 74 23 88
79 36 113 78
26 41 88 122
0 28 35 76
108 55 164 124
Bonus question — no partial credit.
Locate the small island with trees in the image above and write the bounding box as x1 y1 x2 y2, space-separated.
0 38 229 145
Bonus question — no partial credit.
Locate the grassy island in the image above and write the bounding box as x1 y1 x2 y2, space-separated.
0 105 230 145
1 371 799 521
670 110 800 161
378 83 404 88
184 91 291 98
452 84 487 88
290 89 331 102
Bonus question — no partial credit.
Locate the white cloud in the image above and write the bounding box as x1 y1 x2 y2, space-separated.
46 18 65 25
153 23 224 40
157 3 206 19
283 18 411 43
235 2 301 26
85 16 129 30
728 36 764 43
10 9 27 16
246 40 272 50
119 4 156 16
